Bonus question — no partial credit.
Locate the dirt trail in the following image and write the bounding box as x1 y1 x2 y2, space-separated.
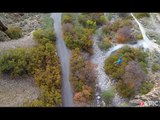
0 76 40 107
0 32 37 53
0 32 40 107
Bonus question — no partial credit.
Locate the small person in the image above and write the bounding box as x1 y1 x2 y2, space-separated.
116 54 123 65
116 57 122 65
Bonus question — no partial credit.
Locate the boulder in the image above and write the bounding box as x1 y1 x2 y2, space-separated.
0 31 10 41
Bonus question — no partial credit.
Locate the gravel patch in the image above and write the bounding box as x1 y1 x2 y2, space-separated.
0 32 39 107
0 76 40 107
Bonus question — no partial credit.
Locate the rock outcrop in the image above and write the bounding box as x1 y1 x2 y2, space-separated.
129 73 160 107
0 31 10 41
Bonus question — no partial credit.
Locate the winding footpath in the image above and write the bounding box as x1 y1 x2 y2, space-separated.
131 13 160 53
0 33 36 53
92 29 127 106
92 13 160 107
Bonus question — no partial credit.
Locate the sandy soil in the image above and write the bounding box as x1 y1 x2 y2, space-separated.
0 75 40 107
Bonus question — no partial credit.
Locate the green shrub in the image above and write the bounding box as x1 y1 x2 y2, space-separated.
41 14 54 30
86 19 97 30
78 14 88 26
104 46 148 99
35 38 52 45
78 15 97 31
104 46 147 79
99 15 106 25
23 99 46 107
33 29 56 42
78 13 106 27
110 19 132 32
6 26 22 39
152 63 160 72
63 27 93 54
88 13 106 25
134 13 150 19
62 13 99 54
104 46 148 79
98 38 112 50
139 62 148 73
101 87 115 106
62 14 73 24
30 43 62 106
116 80 135 99
102 24 112 35
136 50 148 63
0 48 32 78
33 29 43 39
134 34 143 40
140 81 154 95
0 41 62 107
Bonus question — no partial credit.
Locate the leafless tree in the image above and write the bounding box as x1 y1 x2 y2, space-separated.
123 61 147 93
116 26 133 43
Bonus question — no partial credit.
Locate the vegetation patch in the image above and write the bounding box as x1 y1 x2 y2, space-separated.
70 48 96 105
152 63 160 72
63 26 94 54
62 13 107 54
6 26 22 39
33 29 56 43
140 81 154 95
78 13 106 28
104 46 149 99
100 14 143 47
101 87 115 106
30 42 62 107
0 48 33 78
98 37 112 50
134 13 150 19
0 14 62 107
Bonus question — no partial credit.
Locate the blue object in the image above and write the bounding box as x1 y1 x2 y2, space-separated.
116 57 122 65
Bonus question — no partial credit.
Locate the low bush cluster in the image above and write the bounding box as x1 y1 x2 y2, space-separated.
6 26 22 39
152 63 160 72
62 13 107 54
98 37 112 50
104 46 149 99
134 13 150 19
101 87 115 106
70 48 96 104
0 14 62 106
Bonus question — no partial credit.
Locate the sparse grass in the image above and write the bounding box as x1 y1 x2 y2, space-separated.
152 63 160 72
134 13 150 19
41 14 54 30
98 38 112 50
134 34 143 40
140 81 154 95
101 87 115 106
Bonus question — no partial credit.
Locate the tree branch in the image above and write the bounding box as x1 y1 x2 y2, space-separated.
0 20 8 32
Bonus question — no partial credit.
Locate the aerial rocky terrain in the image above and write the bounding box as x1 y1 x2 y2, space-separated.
0 13 160 107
